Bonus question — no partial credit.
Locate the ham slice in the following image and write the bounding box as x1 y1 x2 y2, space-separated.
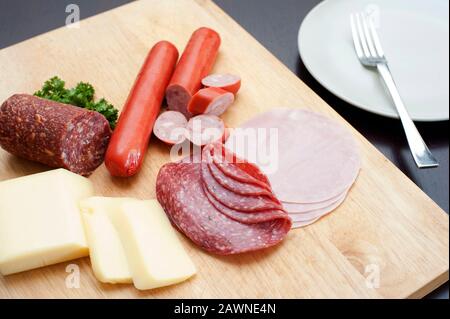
282 188 348 213
289 192 346 223
225 108 361 203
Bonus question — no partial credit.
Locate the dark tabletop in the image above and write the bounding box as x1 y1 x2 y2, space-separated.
0 0 448 299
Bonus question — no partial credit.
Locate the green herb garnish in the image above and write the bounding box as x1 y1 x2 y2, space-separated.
34 76 118 129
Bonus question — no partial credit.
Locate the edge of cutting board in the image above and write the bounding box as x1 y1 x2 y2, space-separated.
0 0 447 298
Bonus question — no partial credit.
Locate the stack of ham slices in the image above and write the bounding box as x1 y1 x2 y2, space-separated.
156 143 292 255
225 108 361 228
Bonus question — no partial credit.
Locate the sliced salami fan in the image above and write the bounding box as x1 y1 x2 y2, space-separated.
187 87 234 116
202 74 241 94
203 188 290 224
186 114 225 146
208 160 276 198
153 111 187 145
201 158 282 212
203 145 275 198
156 161 291 255
210 145 272 191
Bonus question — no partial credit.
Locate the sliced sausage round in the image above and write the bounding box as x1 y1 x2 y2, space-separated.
187 87 234 116
186 114 225 146
202 73 241 94
153 111 187 145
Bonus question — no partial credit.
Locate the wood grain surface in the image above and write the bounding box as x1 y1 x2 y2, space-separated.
0 0 448 298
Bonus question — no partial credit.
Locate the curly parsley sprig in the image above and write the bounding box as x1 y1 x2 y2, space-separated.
34 76 118 129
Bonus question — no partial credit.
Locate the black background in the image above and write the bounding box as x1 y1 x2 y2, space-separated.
0 0 448 299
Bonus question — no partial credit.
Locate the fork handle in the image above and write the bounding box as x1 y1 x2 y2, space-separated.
376 63 438 168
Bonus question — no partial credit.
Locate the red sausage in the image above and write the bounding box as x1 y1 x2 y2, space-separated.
202 74 241 94
105 41 179 177
165 27 221 118
187 87 234 116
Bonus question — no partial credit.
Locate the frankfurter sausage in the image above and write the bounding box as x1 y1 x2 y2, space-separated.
202 74 241 95
105 41 179 177
166 27 221 118
187 87 234 116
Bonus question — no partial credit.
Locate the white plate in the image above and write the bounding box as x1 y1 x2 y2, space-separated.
298 0 449 121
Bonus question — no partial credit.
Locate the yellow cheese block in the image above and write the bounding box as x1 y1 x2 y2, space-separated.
0 169 93 275
110 200 197 290
79 197 133 284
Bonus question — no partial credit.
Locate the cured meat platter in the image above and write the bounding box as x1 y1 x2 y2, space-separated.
0 0 448 298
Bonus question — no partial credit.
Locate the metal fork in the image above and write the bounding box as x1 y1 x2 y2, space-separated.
350 12 438 168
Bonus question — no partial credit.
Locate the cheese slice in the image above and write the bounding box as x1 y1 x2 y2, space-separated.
79 197 133 284
0 169 92 275
110 200 197 290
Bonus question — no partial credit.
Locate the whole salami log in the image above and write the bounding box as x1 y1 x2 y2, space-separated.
166 27 221 118
0 94 111 175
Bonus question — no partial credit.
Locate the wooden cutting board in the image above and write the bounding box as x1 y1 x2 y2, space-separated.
0 0 448 299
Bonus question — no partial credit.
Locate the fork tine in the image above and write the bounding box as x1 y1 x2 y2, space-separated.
367 14 385 58
361 13 377 57
350 14 364 59
354 13 371 58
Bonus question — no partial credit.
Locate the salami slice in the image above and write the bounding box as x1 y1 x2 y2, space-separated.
202 145 274 199
0 94 111 176
201 159 282 212
209 161 276 198
156 162 291 255
210 145 272 191
203 187 290 224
